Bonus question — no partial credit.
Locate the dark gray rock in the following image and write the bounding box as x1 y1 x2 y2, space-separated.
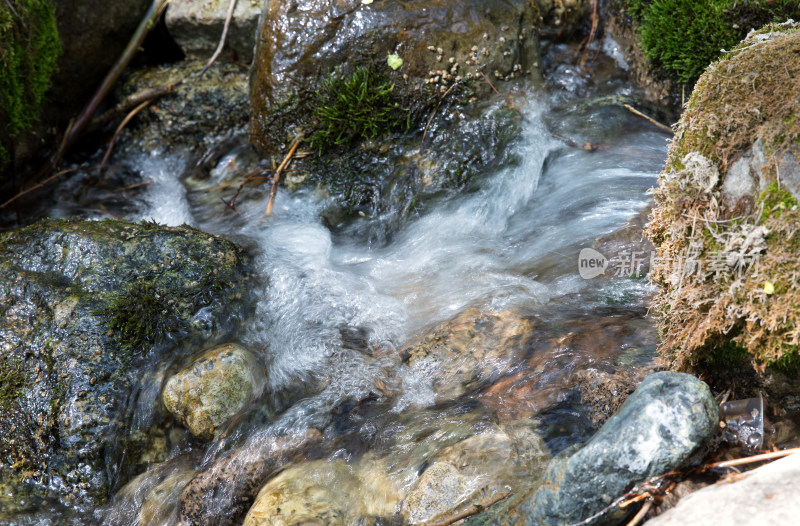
521 371 719 526
0 218 253 518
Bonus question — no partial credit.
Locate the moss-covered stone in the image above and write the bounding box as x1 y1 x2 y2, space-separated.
645 22 800 371
0 0 61 170
0 218 254 518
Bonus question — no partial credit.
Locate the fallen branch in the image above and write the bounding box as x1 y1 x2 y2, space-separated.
421 81 460 149
702 448 800 470
0 167 79 209
265 136 303 217
479 70 499 94
201 0 238 74
34 0 171 181
622 104 673 133
624 499 653 526
100 100 153 169
412 492 511 526
88 81 181 132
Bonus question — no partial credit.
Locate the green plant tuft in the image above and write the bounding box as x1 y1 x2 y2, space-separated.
758 181 799 223
307 66 409 153
629 0 800 84
95 281 186 351
0 0 61 169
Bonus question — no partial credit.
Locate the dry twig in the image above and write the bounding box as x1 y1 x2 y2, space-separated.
421 81 460 149
201 0 238 74
265 137 303 216
479 70 499 94
624 499 653 526
89 81 181 132
623 103 673 133
0 167 79 209
411 492 511 526
100 100 153 169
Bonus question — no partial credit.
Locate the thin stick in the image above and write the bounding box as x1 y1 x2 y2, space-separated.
34 0 171 180
230 169 270 208
265 137 303 216
109 178 153 193
421 81 459 149
0 167 79 208
201 0 238 75
205 168 272 192
623 104 673 133
414 492 511 526
578 0 599 67
479 70 499 94
100 100 153 168
624 499 653 526
703 448 800 470
89 81 181 132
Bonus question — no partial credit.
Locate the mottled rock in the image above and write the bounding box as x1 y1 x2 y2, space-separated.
165 0 262 61
115 59 250 152
521 372 719 525
179 429 322 526
648 453 800 526
163 343 266 439
401 307 535 403
243 459 398 525
250 0 542 155
0 218 252 514
401 425 549 524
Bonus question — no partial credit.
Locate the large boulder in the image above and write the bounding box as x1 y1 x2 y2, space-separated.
162 343 267 440
647 452 800 526
0 218 253 516
250 0 543 155
521 372 719 525
165 0 262 62
645 22 800 369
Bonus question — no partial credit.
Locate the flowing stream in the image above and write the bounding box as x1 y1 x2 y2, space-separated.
22 41 672 524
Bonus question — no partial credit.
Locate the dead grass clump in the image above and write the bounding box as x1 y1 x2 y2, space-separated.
646 22 800 371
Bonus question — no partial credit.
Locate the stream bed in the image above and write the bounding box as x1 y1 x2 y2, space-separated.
5 41 673 525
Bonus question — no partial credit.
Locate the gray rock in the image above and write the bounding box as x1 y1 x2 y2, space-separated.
0 218 253 515
647 453 800 526
165 0 263 62
163 343 266 440
521 371 719 526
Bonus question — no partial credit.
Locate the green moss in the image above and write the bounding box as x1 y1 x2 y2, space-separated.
94 281 186 352
0 0 61 169
758 181 799 222
629 0 800 84
306 66 410 154
0 355 27 411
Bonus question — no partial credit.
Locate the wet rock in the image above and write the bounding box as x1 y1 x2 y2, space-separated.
480 313 657 422
250 0 543 155
521 372 719 525
401 424 549 524
647 452 800 526
401 307 535 403
100 458 196 526
243 459 398 525
535 0 591 38
0 218 252 513
179 428 322 526
162 343 266 440
165 0 262 62
115 59 250 152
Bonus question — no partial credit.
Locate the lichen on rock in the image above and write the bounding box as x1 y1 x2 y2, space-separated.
646 22 800 370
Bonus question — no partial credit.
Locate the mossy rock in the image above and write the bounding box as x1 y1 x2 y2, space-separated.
0 218 254 518
250 0 543 156
645 22 800 371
